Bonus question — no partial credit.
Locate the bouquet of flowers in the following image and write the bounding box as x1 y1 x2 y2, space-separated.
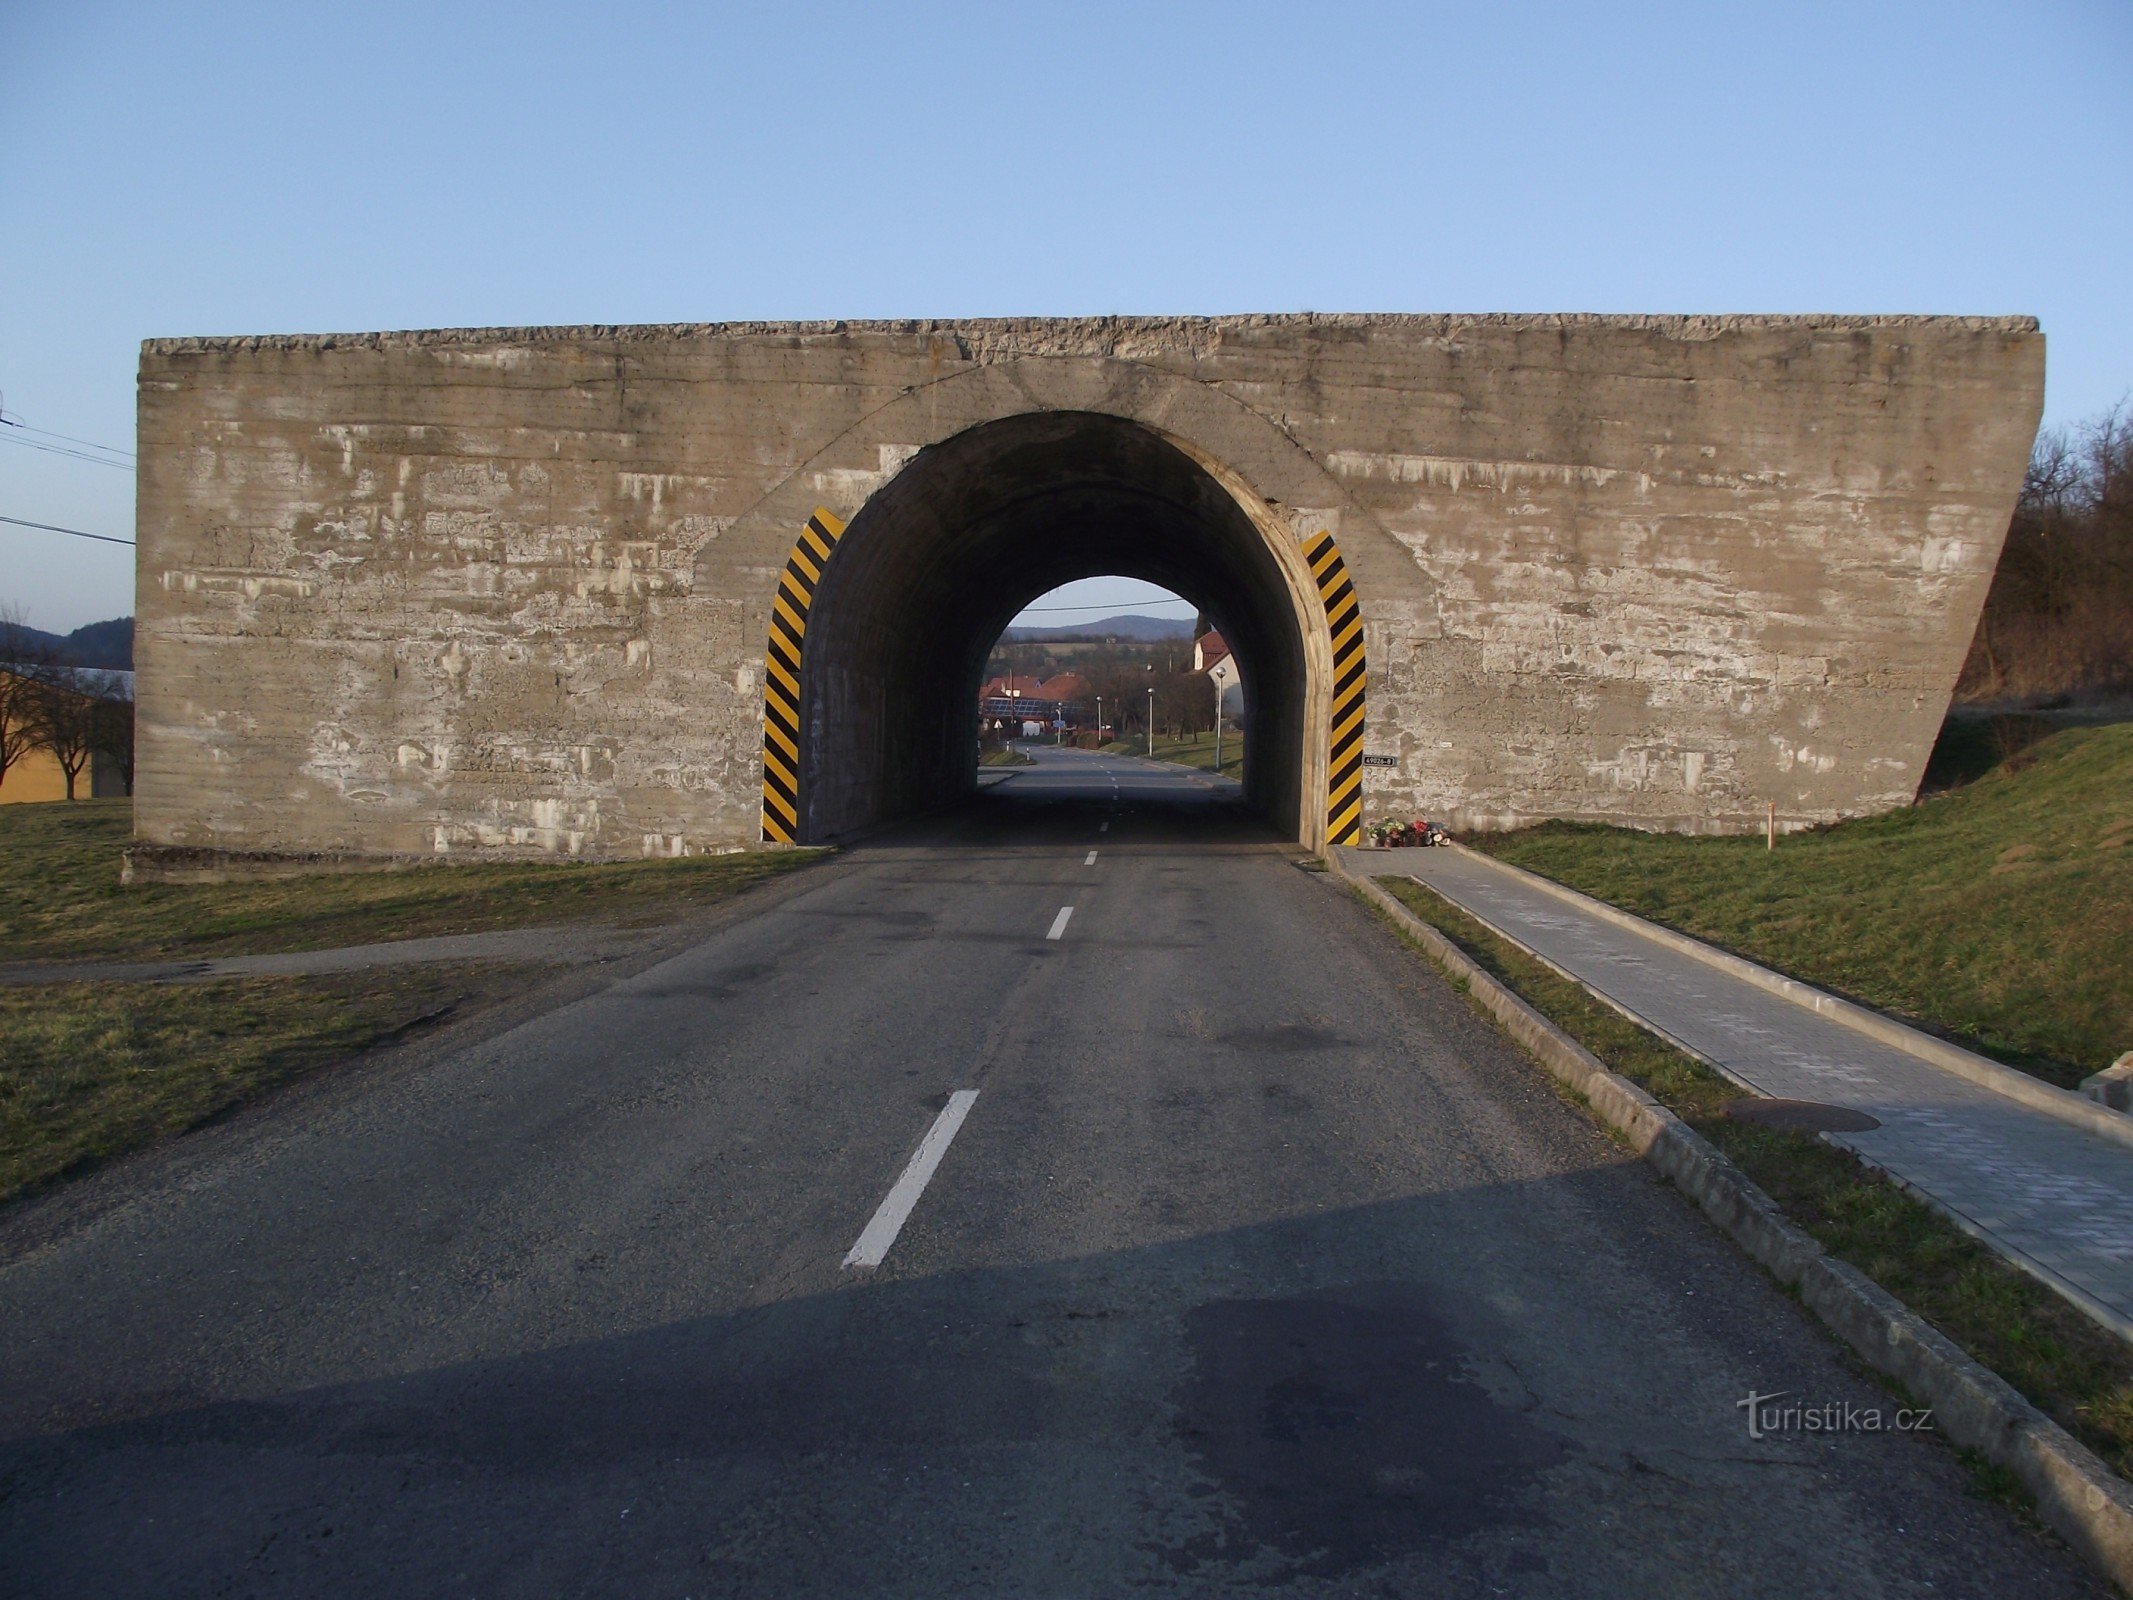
1367 817 1450 848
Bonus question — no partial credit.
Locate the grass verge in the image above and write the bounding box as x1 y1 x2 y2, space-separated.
1375 873 2133 1480
0 800 818 963
1101 730 1245 776
1467 723 2133 1087
0 964 529 1205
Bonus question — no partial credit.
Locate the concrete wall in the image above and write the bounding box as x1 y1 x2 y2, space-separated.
134 314 2042 860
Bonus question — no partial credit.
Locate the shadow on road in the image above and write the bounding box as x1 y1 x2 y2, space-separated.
0 1179 2079 1598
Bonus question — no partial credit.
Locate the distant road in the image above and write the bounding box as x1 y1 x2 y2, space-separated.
0 747 2095 1596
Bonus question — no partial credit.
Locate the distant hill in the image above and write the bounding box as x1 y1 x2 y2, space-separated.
1 616 134 670
1004 613 1195 643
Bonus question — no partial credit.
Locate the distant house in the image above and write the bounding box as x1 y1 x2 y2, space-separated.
1193 630 1246 718
0 665 133 803
978 672 1091 729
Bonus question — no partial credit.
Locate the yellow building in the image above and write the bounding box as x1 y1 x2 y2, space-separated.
0 666 131 803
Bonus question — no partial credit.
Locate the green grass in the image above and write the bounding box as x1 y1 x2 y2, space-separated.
0 966 522 1204
0 799 817 963
0 800 822 1206
1101 730 1245 776
978 745 1036 767
1373 875 2133 1481
1919 709 2064 794
1468 724 2133 1086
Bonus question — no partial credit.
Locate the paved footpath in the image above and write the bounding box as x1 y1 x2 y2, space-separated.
1354 844 2133 1340
0 925 645 987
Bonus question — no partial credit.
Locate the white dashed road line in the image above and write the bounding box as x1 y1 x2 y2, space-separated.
1085 851 1098 866
843 1090 980 1269
1046 906 1074 940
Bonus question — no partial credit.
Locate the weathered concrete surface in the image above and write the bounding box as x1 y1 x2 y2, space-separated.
134 314 2042 860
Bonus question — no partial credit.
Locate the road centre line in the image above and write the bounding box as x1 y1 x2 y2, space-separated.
843 1090 980 1269
1046 905 1074 940
1085 851 1098 865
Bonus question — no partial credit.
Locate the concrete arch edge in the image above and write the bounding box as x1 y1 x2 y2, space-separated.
701 357 1410 853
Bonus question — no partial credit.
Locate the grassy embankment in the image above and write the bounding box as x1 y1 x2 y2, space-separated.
1371 875 2133 1484
0 800 813 1203
1102 730 1245 777
1471 723 2133 1088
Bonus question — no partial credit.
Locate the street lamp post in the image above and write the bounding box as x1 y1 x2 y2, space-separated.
1095 696 1103 748
1212 671 1222 775
1146 684 1155 759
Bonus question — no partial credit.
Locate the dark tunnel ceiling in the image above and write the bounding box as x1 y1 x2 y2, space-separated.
799 412 1313 842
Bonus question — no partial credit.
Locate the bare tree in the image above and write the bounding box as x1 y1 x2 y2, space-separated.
1957 395 2133 703
2081 399 2131 555
29 680 96 798
0 603 57 796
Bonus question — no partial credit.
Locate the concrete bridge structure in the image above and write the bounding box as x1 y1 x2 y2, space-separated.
131 313 2042 866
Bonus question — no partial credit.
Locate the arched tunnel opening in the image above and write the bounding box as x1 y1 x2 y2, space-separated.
978 578 1233 763
789 412 1324 845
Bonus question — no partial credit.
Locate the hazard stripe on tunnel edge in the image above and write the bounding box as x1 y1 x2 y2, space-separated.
1306 530 1365 847
761 507 847 843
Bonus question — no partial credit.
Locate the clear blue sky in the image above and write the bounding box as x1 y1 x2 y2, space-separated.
3 0 2127 634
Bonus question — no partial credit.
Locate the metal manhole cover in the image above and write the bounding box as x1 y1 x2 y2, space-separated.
1721 1098 1882 1134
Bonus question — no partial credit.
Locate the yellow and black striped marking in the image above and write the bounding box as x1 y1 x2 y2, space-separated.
761 507 847 844
1307 530 1366 846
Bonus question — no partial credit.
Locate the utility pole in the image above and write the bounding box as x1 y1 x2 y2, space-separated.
1212 670 1222 775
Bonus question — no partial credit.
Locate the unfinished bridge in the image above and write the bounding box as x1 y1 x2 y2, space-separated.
130 313 2041 866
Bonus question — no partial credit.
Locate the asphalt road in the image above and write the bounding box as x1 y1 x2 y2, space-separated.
0 748 2105 1597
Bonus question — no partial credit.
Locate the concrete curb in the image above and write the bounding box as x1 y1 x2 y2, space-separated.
1441 842 2133 1151
1330 857 2133 1591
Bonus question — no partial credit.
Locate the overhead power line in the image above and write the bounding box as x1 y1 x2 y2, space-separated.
0 513 135 547
1015 597 1195 614
0 418 135 458
0 431 136 471
0 405 136 476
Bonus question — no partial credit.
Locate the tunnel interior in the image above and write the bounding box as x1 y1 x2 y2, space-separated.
797 412 1316 843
